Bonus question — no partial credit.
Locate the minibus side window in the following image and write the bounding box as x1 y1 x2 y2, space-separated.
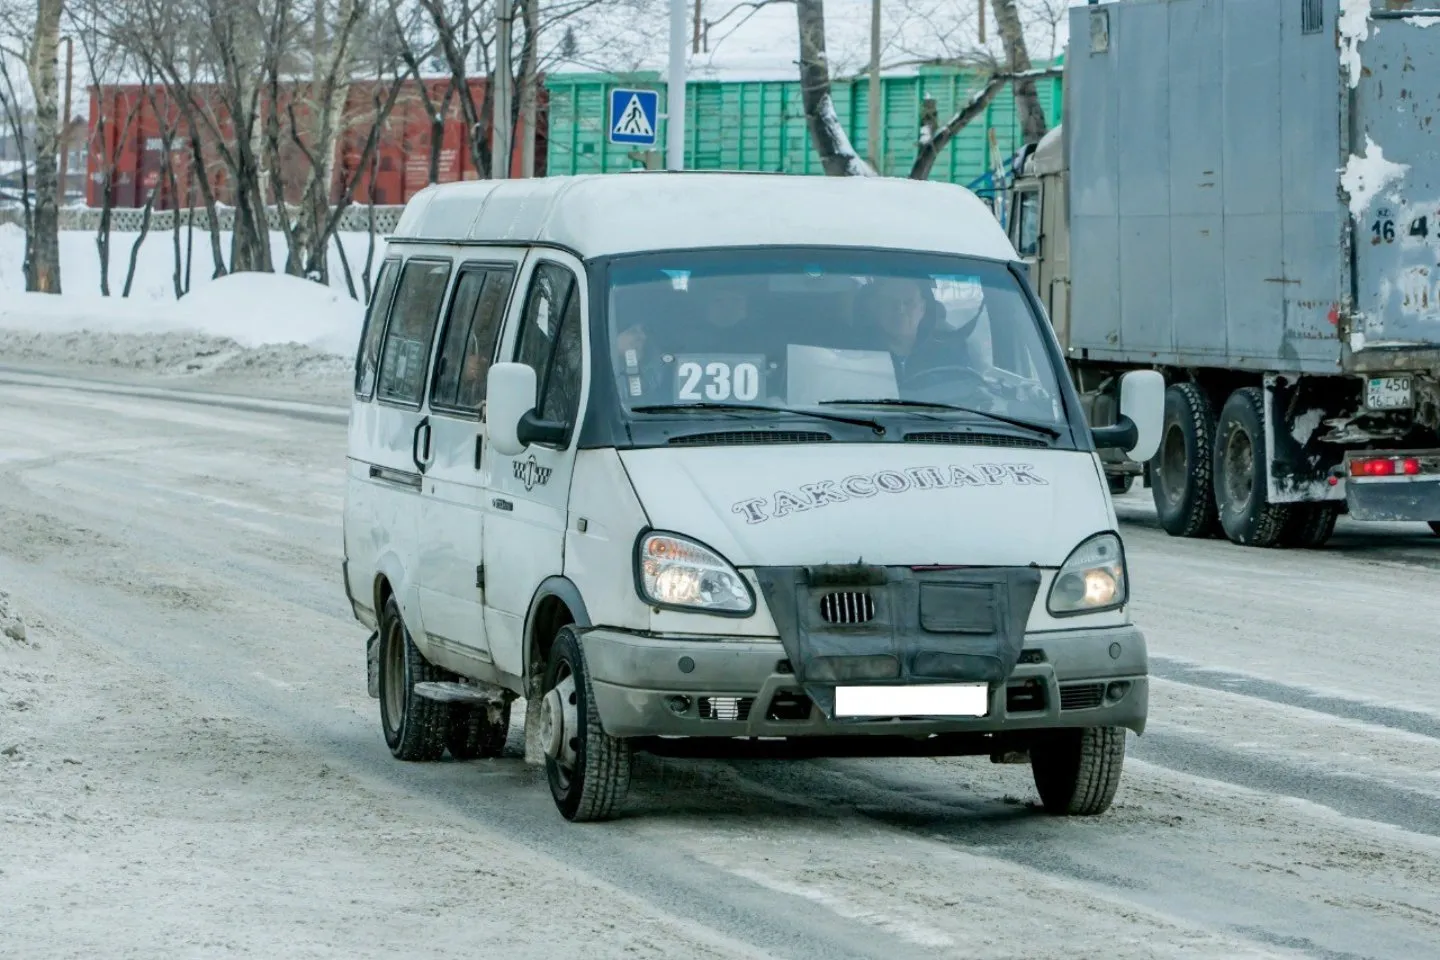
376 258 453 406
430 264 516 415
354 258 400 400
513 262 582 437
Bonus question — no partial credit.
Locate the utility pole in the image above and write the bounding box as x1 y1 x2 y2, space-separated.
667 0 686 170
493 0 514 178
692 0 701 54
519 0 539 177
57 35 73 205
978 0 986 44
867 0 880 172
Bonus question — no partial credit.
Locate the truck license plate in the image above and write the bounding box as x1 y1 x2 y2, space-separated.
834 683 989 718
1366 376 1413 411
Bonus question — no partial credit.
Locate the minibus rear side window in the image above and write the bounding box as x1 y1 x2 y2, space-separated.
354 258 400 400
377 258 452 406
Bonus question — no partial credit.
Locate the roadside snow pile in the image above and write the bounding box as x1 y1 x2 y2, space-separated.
0 270 362 386
1 590 28 648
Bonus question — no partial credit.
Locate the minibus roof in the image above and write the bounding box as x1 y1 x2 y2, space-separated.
389 172 1017 262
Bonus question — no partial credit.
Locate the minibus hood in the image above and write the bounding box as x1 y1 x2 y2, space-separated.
618 443 1114 568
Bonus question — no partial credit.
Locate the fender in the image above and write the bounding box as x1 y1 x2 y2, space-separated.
372 548 428 652
521 575 592 677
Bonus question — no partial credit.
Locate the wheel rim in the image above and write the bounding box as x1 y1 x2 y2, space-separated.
543 663 580 793
381 618 406 732
1223 424 1255 510
1157 421 1187 507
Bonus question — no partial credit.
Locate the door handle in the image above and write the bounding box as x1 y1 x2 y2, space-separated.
412 417 432 473
492 498 513 511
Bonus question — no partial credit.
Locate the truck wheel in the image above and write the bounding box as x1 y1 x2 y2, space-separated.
1214 387 1292 547
1108 474 1134 496
540 626 632 822
1030 726 1125 816
377 595 450 762
1280 504 1339 549
1151 382 1220 538
446 701 512 760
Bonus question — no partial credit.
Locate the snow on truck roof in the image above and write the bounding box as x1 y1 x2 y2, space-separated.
389 173 1018 262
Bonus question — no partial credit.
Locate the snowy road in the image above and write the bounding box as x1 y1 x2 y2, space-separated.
4 370 1440 960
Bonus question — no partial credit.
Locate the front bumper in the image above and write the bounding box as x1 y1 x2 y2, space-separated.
581 623 1148 741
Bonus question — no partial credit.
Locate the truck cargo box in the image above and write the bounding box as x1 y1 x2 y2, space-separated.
1064 0 1440 375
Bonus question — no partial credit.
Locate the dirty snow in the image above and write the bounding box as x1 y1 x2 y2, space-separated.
0 590 28 647
1339 0 1372 88
1340 136 1409 218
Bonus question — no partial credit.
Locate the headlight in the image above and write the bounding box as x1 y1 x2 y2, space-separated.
635 532 754 615
1047 532 1128 616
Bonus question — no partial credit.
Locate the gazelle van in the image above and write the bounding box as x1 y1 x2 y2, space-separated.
341 172 1163 822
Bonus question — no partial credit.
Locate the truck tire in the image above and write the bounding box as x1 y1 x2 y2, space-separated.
1280 504 1340 549
378 595 450 762
541 627 632 822
1030 726 1125 816
1108 474 1134 496
446 701 512 760
1151 382 1220 537
1214 387 1293 547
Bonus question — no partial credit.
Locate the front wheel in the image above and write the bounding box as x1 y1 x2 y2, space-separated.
1030 726 1125 816
540 627 632 822
1151 382 1221 538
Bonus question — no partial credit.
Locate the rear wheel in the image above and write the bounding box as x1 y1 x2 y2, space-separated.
378 596 450 761
541 627 632 822
1151 382 1221 538
1214 387 1293 547
1280 504 1340 549
446 701 512 760
1030 726 1126 816
1108 473 1135 496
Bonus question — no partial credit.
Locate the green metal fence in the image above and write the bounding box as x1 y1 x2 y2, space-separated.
544 64 1063 184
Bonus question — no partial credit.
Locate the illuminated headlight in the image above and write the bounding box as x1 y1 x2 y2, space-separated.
1047 532 1128 616
636 532 754 615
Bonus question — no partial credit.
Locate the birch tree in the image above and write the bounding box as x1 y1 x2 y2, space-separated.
27 0 63 292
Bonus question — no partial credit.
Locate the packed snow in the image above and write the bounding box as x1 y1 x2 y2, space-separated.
0 591 27 647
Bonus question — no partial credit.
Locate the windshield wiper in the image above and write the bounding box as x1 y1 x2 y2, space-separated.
818 398 1062 439
630 402 884 433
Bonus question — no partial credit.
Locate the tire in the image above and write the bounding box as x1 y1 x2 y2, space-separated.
1213 387 1293 547
1279 504 1339 549
446 701 512 760
1108 474 1134 496
1150 382 1221 538
377 595 451 762
1030 726 1126 816
541 627 632 822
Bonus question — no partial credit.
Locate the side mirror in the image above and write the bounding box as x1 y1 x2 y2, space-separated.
1091 370 1164 463
485 361 569 457
486 362 538 457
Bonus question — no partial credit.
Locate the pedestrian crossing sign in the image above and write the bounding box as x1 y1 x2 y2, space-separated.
609 88 659 146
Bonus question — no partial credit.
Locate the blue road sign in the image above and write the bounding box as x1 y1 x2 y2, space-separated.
609 88 659 146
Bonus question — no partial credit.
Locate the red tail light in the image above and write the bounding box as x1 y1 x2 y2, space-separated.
1351 457 1425 477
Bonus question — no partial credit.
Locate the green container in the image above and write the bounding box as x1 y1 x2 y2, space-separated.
544 63 1062 184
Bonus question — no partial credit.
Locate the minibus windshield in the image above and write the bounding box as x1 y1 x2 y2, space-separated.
602 249 1065 430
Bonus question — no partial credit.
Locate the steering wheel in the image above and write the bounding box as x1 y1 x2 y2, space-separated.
903 364 990 398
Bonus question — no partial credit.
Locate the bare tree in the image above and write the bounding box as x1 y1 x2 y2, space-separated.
909 65 1059 180
992 0 1046 146
1018 0 1066 65
0 37 34 274
27 0 63 292
795 0 872 177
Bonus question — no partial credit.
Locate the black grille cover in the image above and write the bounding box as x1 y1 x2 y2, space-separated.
753 563 1042 721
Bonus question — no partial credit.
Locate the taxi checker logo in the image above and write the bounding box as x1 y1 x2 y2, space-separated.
731 463 1047 525
513 454 552 491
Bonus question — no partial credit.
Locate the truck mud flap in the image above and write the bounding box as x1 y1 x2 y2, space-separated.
753 564 1042 721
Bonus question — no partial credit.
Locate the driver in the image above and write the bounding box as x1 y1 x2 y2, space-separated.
857 276 978 388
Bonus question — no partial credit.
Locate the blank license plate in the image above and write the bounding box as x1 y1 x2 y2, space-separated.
1366 376 1413 410
834 684 989 718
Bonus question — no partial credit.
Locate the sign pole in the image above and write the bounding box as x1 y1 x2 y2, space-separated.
494 0 513 178
667 0 686 171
